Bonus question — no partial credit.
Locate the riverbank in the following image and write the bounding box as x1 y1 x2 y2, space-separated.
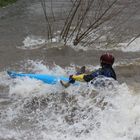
0 0 17 7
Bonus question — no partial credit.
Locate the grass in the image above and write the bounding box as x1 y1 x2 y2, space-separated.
0 0 17 7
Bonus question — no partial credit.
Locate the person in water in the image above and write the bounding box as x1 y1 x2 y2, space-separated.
60 53 116 88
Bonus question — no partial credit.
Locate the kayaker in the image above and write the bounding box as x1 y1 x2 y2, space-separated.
60 53 117 88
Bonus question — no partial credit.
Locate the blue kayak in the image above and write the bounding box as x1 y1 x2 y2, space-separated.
7 71 70 85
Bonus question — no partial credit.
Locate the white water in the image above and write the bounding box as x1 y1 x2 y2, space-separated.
18 35 46 50
16 34 140 53
120 37 140 52
0 61 140 140
93 37 140 52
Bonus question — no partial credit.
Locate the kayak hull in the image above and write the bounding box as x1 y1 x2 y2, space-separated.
7 71 69 84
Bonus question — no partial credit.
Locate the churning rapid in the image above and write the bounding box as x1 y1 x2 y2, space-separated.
0 0 140 140
0 60 140 140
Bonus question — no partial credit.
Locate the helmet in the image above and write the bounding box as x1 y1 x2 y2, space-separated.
100 53 115 65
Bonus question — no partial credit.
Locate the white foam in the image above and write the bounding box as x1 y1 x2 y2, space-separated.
93 37 140 52
25 60 67 76
93 84 140 140
9 78 65 98
1 61 140 140
7 61 67 97
120 37 140 52
19 35 46 50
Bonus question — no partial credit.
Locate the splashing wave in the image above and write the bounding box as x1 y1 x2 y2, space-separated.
0 61 140 140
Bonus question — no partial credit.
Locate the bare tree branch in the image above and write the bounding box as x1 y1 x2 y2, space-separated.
127 33 140 47
73 0 118 45
40 0 52 40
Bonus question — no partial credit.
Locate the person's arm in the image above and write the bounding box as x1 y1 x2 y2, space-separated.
69 69 101 83
70 72 97 83
83 69 101 82
83 74 94 82
69 74 85 83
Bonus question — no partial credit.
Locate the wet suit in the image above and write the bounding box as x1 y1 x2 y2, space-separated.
69 64 116 84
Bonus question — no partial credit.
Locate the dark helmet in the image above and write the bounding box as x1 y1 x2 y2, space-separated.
100 53 115 65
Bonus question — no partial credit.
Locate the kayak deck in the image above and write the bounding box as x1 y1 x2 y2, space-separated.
7 71 69 84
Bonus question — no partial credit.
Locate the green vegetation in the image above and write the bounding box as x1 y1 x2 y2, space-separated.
0 0 17 7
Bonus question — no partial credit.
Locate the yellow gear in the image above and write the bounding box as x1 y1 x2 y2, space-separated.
72 74 85 82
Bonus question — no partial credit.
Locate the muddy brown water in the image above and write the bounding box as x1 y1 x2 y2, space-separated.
0 1 140 139
0 0 140 85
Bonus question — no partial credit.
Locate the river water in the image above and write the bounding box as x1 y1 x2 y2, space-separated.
0 0 140 140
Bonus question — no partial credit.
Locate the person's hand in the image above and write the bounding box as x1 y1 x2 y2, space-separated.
69 75 75 84
83 75 93 82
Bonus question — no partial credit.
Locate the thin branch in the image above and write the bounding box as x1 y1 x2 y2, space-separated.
40 0 52 40
127 33 140 47
74 0 118 45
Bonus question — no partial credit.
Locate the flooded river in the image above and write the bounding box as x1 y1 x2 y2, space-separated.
0 0 140 140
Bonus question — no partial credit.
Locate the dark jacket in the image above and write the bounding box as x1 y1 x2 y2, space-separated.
83 64 116 82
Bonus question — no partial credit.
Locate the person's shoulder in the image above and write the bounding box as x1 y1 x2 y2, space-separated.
90 69 99 74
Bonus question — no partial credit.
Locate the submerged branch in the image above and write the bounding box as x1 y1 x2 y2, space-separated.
40 0 138 49
73 0 118 45
127 33 140 47
61 0 82 43
40 0 53 40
